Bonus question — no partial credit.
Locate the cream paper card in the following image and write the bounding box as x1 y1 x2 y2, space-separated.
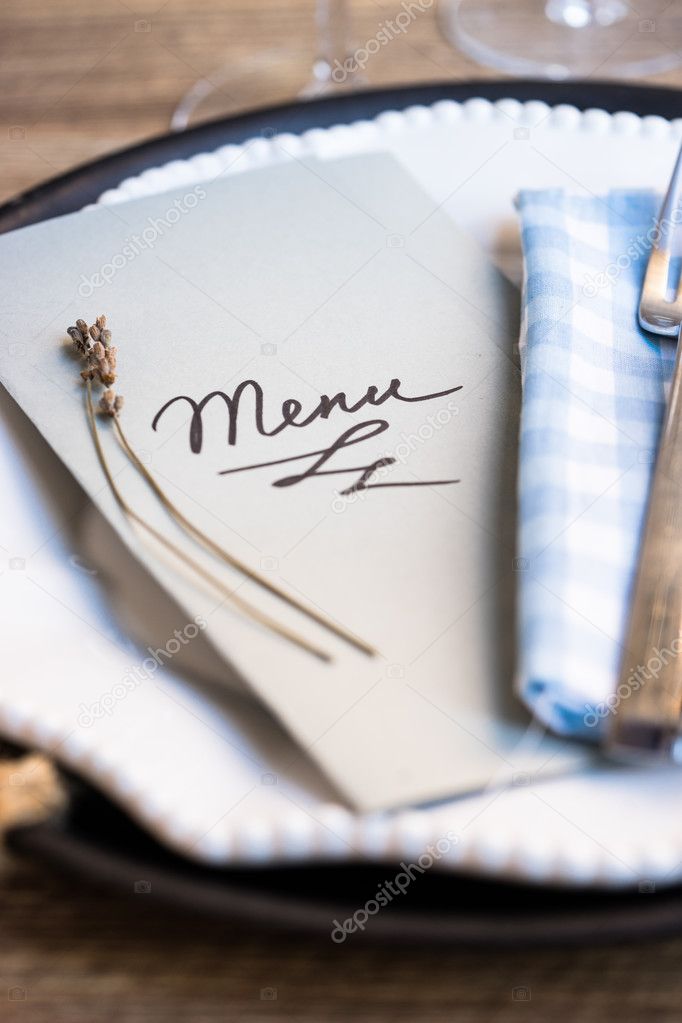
0 153 580 810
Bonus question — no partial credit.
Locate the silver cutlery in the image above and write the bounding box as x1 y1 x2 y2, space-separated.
607 142 682 761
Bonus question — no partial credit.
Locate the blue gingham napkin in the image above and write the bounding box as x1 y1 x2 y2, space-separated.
516 190 675 739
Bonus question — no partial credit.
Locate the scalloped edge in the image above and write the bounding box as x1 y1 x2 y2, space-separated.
17 94 680 889
95 97 682 208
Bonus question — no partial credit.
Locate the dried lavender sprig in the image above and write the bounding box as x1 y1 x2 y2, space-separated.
70 316 375 658
99 388 124 417
68 316 374 657
68 317 334 660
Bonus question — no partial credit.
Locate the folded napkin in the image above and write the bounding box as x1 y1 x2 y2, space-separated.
516 189 676 739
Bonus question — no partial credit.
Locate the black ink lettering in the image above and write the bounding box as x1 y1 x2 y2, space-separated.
152 377 462 453
220 419 459 493
153 375 462 495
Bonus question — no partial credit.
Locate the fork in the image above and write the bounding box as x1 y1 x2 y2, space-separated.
607 143 682 761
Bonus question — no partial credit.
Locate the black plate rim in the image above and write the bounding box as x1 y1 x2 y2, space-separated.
12 810 682 947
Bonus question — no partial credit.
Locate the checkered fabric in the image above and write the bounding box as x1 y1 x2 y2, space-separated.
516 189 675 738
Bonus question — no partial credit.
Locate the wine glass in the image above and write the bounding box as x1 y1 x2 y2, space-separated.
171 0 359 132
438 0 682 79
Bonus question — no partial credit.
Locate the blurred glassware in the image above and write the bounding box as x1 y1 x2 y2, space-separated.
438 0 682 79
171 0 360 131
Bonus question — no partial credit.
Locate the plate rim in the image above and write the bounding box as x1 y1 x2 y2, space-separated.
2 78 682 235
5 78 682 942
11 755 682 946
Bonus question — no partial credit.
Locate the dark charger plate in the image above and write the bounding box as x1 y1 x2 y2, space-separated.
4 80 682 944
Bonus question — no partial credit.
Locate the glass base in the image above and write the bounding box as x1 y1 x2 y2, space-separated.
170 49 309 132
170 52 363 132
439 0 682 80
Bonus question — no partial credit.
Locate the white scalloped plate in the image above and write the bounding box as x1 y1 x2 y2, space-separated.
4 96 682 889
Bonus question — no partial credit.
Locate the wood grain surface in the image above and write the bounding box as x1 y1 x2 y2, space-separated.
3 850 682 1023
3 1 682 1019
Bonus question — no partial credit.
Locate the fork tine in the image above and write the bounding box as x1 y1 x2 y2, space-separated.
639 141 682 335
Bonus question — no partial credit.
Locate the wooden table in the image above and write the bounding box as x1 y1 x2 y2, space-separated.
3 2 682 1019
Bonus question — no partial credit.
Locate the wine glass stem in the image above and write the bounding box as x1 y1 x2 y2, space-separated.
312 0 353 86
